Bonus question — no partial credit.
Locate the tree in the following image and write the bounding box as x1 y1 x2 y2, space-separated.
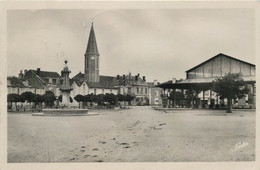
92 94 99 104
7 93 20 111
97 94 105 107
117 94 126 107
83 94 93 108
21 91 35 111
104 93 116 108
175 91 185 107
74 94 84 108
21 91 35 103
34 94 44 111
125 94 135 107
184 89 200 108
43 91 56 108
212 73 249 113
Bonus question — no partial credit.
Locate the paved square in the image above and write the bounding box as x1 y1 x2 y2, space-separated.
8 107 255 162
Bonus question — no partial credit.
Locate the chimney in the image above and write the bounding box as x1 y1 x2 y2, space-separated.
18 70 24 79
153 80 158 85
117 75 120 80
123 74 126 80
137 73 140 77
36 68 40 75
135 75 138 81
172 78 176 84
142 76 146 81
24 69 28 75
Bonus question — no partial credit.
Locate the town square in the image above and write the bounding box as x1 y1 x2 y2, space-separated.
4 6 256 165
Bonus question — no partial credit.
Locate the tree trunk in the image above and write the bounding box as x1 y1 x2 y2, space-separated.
226 98 232 113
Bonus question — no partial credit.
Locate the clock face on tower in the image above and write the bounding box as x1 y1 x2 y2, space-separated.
91 56 95 60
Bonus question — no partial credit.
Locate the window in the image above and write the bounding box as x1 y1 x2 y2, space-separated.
91 59 95 69
155 90 158 96
137 87 139 94
83 84 86 95
128 87 131 94
52 79 56 84
145 88 148 94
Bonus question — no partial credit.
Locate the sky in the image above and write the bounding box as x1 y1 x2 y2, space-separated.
7 9 255 83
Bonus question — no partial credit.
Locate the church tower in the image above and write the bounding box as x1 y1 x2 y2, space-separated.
84 23 100 82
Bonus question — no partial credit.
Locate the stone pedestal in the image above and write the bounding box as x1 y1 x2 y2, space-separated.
61 92 71 108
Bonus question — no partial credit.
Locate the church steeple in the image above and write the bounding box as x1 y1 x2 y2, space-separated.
85 23 99 55
84 23 100 82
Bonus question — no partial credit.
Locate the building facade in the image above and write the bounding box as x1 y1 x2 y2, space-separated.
158 53 256 109
112 73 150 105
148 80 163 106
184 53 255 108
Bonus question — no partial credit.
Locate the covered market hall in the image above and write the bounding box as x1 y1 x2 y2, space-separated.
157 53 256 109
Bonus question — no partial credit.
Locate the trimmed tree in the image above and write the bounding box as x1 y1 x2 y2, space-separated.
74 94 84 108
125 94 135 107
117 94 125 107
97 94 105 107
43 91 56 108
7 93 20 111
34 94 44 111
104 93 116 108
212 73 249 113
84 94 93 108
21 91 35 111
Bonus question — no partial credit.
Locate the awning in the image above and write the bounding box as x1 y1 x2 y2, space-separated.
157 76 255 90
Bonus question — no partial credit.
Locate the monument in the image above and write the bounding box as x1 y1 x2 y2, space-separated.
34 60 89 116
60 59 73 108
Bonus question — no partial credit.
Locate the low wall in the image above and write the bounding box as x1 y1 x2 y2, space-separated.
42 109 88 116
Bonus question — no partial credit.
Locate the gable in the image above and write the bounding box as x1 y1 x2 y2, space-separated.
186 53 255 79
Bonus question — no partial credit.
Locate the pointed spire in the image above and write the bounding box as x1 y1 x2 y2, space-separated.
85 22 99 55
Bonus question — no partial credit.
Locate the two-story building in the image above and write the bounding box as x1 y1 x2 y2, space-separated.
113 73 149 105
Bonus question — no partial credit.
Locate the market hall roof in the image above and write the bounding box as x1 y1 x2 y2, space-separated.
186 53 255 73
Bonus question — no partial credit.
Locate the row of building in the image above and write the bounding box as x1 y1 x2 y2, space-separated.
7 23 163 106
8 70 162 106
7 23 256 109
